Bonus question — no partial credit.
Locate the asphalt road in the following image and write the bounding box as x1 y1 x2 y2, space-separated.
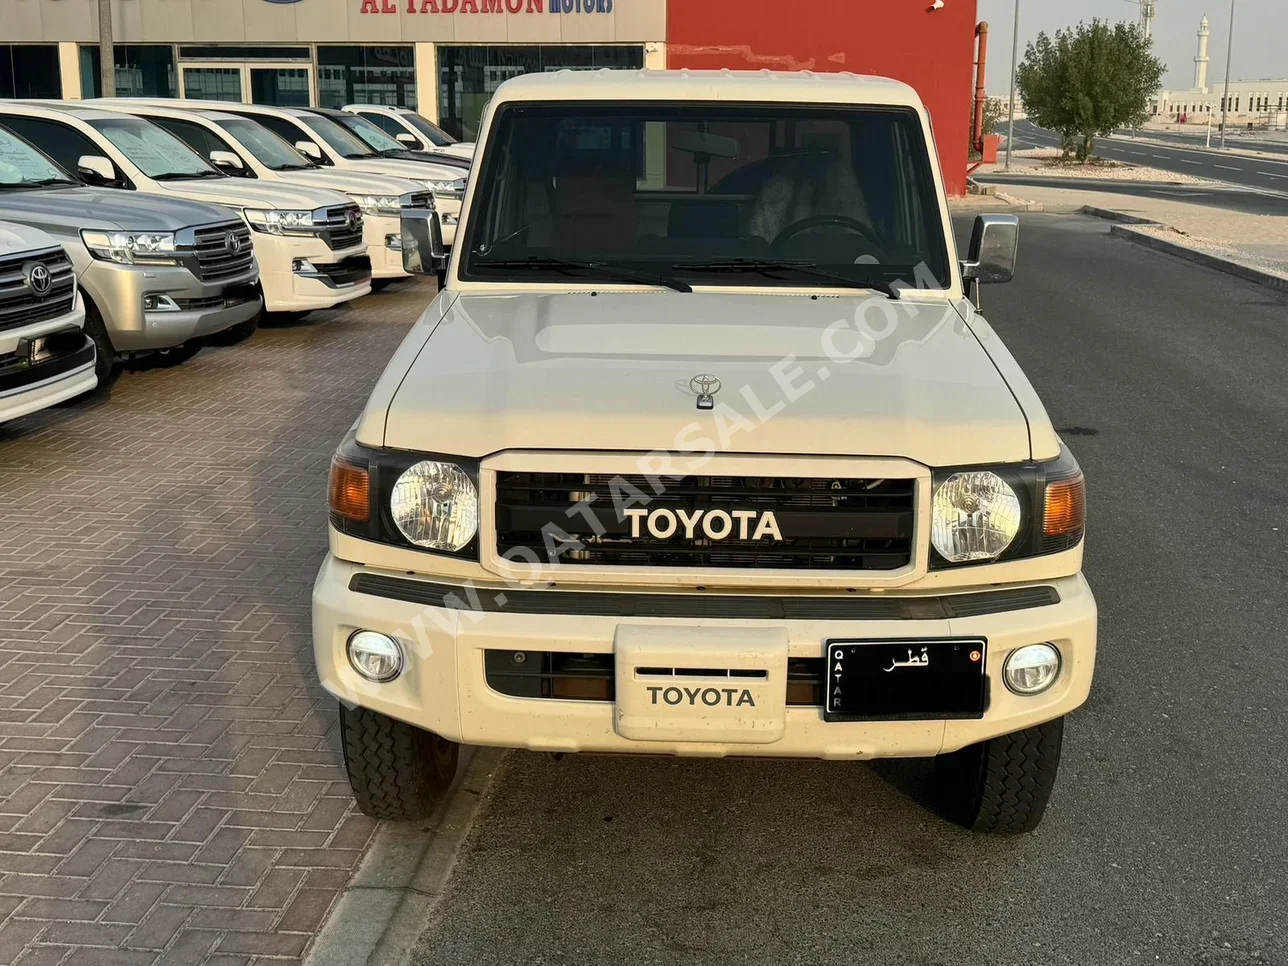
1010 119 1288 195
972 173 1288 217
1114 126 1288 157
407 215 1288 966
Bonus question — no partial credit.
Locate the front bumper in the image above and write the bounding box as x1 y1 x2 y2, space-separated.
434 197 459 248
0 328 97 423
80 261 261 352
313 555 1097 760
254 236 372 312
363 212 409 279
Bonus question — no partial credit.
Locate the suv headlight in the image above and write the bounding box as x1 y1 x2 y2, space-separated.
350 194 402 216
81 230 178 265
930 446 1086 568
423 177 466 198
244 208 317 236
328 436 480 558
931 471 1021 563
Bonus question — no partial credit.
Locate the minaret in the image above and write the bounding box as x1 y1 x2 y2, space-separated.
1194 15 1211 92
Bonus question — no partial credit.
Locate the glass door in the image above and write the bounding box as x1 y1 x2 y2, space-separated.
180 64 244 102
179 62 314 106
250 66 313 106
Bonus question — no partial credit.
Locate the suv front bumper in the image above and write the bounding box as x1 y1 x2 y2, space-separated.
81 261 261 352
255 236 372 312
313 555 1097 759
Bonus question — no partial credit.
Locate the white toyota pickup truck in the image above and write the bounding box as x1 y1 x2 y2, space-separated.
313 69 1097 835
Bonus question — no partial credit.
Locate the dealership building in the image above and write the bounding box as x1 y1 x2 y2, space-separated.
2 0 979 194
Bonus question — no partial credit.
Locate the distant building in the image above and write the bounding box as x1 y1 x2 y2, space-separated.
1149 15 1288 127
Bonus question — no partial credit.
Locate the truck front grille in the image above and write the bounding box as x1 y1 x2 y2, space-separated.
494 472 915 571
189 222 254 282
0 247 76 333
403 191 433 210
320 205 364 251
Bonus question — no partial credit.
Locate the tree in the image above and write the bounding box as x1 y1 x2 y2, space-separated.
1015 20 1164 162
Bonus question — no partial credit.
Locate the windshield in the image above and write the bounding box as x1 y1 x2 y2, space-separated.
88 116 219 179
217 117 313 170
301 115 377 159
0 126 75 187
462 103 951 290
332 113 403 153
403 113 456 146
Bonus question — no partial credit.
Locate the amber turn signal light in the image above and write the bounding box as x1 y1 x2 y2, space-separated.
329 456 370 523
1043 473 1085 536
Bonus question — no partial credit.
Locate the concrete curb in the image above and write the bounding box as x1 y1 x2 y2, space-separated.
1076 205 1162 226
302 746 505 966
1108 224 1288 294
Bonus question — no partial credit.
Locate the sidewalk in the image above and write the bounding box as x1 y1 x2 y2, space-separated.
977 179 1288 282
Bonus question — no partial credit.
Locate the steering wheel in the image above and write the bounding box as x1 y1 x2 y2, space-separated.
771 215 883 251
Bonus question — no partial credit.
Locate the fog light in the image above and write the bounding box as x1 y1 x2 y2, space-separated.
442 213 458 226
143 294 180 312
346 630 403 683
292 258 316 274
1002 643 1061 695
385 233 403 251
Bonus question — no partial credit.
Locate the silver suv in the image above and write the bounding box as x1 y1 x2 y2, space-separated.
0 123 260 383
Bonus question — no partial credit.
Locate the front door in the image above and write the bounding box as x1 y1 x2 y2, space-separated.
179 62 315 107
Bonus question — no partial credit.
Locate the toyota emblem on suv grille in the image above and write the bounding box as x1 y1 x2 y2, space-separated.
225 231 241 254
346 209 360 229
23 262 52 297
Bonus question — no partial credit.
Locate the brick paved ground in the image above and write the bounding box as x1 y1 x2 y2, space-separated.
0 279 434 965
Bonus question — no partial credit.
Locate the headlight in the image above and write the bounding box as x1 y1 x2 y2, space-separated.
81 230 178 265
930 470 1021 563
423 178 466 197
244 208 317 235
350 194 402 216
390 461 479 552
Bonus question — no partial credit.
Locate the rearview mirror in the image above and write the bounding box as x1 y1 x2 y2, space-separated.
294 140 323 161
209 150 245 173
961 214 1019 287
395 132 421 148
77 154 117 186
400 208 447 280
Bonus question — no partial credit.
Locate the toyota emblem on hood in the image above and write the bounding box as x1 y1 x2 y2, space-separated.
689 373 721 410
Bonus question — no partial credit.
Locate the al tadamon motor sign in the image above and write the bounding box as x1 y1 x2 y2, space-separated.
359 0 614 13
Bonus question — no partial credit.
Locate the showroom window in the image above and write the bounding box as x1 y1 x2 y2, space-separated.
317 46 416 110
437 45 644 140
80 45 177 99
0 45 61 99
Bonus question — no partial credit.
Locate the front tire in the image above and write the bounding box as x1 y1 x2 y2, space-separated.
207 311 260 347
82 297 119 389
934 716 1065 834
339 703 459 820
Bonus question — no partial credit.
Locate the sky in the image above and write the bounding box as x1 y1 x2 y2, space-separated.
977 0 1286 93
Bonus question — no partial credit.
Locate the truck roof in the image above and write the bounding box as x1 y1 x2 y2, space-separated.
490 69 923 109
86 100 242 123
5 100 125 122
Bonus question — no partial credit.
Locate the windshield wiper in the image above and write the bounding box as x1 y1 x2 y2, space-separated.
676 259 900 299
378 148 413 159
17 177 79 187
273 163 314 171
152 170 224 181
474 256 692 294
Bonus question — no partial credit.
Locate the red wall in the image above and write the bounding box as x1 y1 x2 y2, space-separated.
666 0 979 197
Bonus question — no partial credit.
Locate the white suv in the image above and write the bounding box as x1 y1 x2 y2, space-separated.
0 221 95 422
91 101 430 282
0 102 371 315
342 104 475 160
314 70 1096 836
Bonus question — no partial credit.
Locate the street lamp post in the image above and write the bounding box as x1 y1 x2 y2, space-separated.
1219 0 1235 149
98 0 116 96
1005 0 1020 171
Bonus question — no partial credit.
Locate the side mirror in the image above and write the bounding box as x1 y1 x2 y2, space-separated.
209 149 245 173
395 132 422 148
399 207 447 278
961 214 1019 289
294 140 323 161
77 154 117 186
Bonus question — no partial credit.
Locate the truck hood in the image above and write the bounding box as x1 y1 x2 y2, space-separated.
341 158 464 183
378 292 1035 466
273 169 421 197
0 219 57 252
150 178 348 211
0 185 238 230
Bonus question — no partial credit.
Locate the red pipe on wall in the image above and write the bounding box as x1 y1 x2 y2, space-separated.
972 21 989 153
